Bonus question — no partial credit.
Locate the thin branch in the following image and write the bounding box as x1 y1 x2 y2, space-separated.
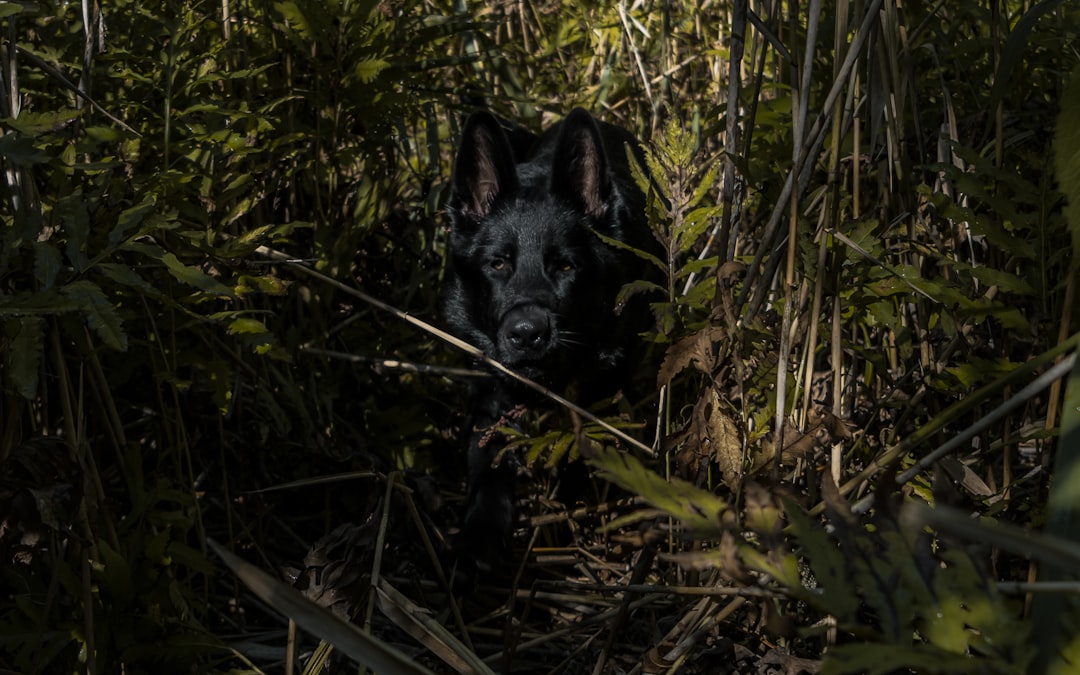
254 245 656 457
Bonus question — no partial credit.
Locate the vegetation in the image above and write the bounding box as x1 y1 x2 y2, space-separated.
1 0 1078 673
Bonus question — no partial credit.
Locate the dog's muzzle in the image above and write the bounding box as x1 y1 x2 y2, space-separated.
498 304 552 360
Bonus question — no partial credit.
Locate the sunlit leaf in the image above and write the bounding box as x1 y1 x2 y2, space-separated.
588 445 727 534
227 317 269 335
160 253 234 297
355 58 390 83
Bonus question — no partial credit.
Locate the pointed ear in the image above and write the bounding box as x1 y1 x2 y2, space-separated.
550 108 611 219
450 111 519 226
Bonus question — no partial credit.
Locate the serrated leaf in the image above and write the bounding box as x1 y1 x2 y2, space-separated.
227 318 269 335
588 445 727 534
785 500 860 620
108 197 156 248
55 191 91 272
657 325 724 386
545 432 574 467
676 205 720 255
160 253 234 297
33 241 61 289
7 317 44 398
738 544 803 589
355 58 390 83
95 263 161 297
589 227 666 271
690 161 720 207
967 265 1036 295
5 108 83 136
615 278 664 312
60 280 127 351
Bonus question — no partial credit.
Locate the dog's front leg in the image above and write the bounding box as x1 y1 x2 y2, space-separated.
458 386 522 580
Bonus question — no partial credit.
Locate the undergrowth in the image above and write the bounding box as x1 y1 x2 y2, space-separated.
1 1 1079 674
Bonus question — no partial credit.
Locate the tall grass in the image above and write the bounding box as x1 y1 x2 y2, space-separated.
0 1 1077 672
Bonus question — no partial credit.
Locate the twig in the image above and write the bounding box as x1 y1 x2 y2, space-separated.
851 353 1076 514
254 245 656 457
14 45 141 137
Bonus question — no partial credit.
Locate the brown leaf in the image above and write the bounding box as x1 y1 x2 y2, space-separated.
716 260 747 286
657 324 726 387
760 647 822 674
676 389 742 486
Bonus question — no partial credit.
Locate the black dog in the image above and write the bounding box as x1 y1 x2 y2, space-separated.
443 108 654 577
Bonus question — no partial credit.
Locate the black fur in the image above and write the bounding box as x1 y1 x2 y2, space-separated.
443 108 653 579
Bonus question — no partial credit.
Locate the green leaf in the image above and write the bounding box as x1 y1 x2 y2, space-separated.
0 2 27 18
6 317 44 399
5 109 83 136
226 318 269 335
966 266 1036 296
785 501 860 620
589 226 666 271
1056 64 1080 256
55 192 91 272
108 197 156 248
0 133 46 165
822 643 998 675
987 0 1067 115
615 279 665 310
588 445 727 534
33 242 61 289
355 58 390 83
95 263 161 297
60 280 127 351
160 253 234 297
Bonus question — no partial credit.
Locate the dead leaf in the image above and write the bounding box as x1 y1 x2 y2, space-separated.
657 324 726 387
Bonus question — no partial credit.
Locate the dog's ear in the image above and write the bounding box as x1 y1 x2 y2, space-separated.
450 111 519 226
550 108 612 220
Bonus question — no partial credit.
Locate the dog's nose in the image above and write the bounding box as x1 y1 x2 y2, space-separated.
502 305 551 355
507 315 549 351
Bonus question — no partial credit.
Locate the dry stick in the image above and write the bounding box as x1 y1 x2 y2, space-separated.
301 346 489 378
775 0 822 476
808 330 1080 516
78 0 101 101
715 0 746 264
592 544 657 675
364 472 399 638
506 526 545 673
397 485 474 652
481 593 666 665
254 245 656 457
849 353 1076 515
737 0 884 322
1045 258 1077 447
540 581 783 598
14 46 140 137
663 597 747 674
617 0 654 110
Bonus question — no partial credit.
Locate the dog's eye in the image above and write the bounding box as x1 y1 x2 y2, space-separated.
558 261 574 272
490 258 507 271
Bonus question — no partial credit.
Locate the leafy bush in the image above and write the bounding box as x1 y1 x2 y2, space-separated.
2 1 1079 673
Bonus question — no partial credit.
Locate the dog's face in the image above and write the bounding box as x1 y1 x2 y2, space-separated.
444 110 630 382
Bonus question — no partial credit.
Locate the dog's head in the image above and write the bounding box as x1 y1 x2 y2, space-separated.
444 109 635 382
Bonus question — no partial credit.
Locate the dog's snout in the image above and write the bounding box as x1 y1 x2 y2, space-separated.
501 305 551 356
